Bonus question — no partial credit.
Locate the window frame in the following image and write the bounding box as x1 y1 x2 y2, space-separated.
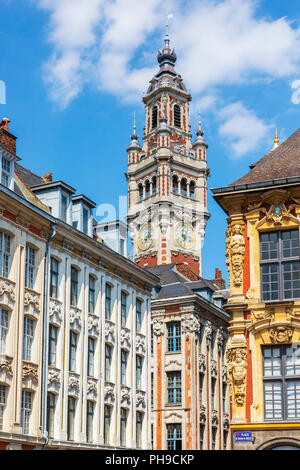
25 245 36 290
166 322 181 353
47 392 56 439
260 229 300 302
88 275 96 314
262 344 300 421
105 283 112 320
23 316 34 362
70 267 79 306
166 371 182 405
50 257 59 299
136 299 142 332
21 390 32 435
0 385 7 431
87 336 96 377
0 231 11 278
105 343 112 382
48 324 58 366
166 423 182 451
69 330 78 372
121 291 127 327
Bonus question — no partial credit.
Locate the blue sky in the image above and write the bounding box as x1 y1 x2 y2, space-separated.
1 0 300 282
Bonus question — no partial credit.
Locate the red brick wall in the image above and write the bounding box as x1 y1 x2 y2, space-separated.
0 129 16 154
136 252 158 269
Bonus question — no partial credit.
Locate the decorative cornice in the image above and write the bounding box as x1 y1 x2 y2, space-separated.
136 333 146 355
69 306 82 332
24 288 40 313
104 382 115 404
68 372 80 397
88 314 100 337
49 298 63 326
22 362 38 385
105 321 115 344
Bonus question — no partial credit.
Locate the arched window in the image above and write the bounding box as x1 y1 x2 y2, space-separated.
174 104 181 128
152 106 158 129
145 180 150 199
181 179 187 197
138 184 143 201
172 175 179 195
190 181 195 199
152 176 157 196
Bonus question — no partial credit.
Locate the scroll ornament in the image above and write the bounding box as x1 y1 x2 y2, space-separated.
226 224 245 288
227 348 247 407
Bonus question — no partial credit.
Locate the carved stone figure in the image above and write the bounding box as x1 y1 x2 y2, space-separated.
226 224 245 288
152 318 164 337
227 347 247 406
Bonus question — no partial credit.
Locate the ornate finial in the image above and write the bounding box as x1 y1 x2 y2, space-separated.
165 14 173 43
273 128 279 149
196 112 204 136
0 118 10 132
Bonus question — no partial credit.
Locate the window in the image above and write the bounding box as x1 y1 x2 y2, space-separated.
0 232 11 278
121 291 127 327
136 411 143 449
105 284 112 320
88 276 95 313
210 330 215 359
223 430 228 449
121 349 128 385
83 207 89 234
120 239 125 256
200 424 205 450
1 157 10 187
181 178 187 197
167 371 182 405
69 331 78 372
190 181 195 199
47 393 56 439
105 344 112 382
21 390 32 435
152 177 157 196
223 383 227 413
151 325 153 355
138 184 143 201
87 337 95 377
263 345 300 420
70 267 78 306
0 308 9 355
167 322 181 352
67 397 76 441
166 423 182 450
260 230 300 301
136 299 142 332
48 324 58 366
212 427 217 450
25 246 36 289
152 106 158 129
174 105 181 128
151 372 154 406
86 401 94 443
120 408 127 447
50 257 59 299
211 378 216 410
104 405 111 445
199 374 204 405
172 175 179 195
145 180 150 199
61 194 68 222
23 317 34 361
0 385 7 430
136 355 143 390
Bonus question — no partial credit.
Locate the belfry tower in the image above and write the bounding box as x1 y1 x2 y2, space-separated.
126 31 210 276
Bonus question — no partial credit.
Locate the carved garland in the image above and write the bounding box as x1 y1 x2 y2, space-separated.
226 224 245 288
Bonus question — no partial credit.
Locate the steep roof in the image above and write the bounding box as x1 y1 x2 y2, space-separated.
15 163 44 188
230 128 300 187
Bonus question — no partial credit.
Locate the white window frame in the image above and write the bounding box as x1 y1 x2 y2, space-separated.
0 308 9 355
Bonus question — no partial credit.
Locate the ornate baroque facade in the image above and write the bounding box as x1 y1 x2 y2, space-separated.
213 128 300 450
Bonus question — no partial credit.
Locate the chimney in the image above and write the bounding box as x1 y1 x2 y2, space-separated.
0 118 17 154
42 172 53 183
213 268 226 290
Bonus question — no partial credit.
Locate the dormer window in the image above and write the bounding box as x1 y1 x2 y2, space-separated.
1 157 10 188
83 206 89 234
61 193 68 222
174 105 181 128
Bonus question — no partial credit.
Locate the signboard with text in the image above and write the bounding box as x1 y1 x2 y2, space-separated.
235 431 253 442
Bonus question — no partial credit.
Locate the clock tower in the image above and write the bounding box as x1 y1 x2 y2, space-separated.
126 32 210 276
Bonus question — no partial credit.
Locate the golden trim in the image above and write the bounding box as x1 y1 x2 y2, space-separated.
231 423 300 431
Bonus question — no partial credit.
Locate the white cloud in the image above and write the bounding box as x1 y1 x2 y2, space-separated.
291 80 300 104
218 102 272 158
36 0 300 109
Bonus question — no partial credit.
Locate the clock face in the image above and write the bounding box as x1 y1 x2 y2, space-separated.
176 223 195 250
138 224 152 251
